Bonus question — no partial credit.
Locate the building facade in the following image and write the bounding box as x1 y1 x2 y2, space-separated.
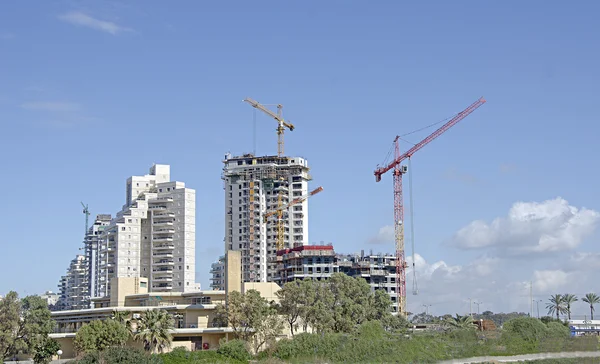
275 245 337 284
84 214 112 300
210 255 225 290
222 153 311 283
94 164 199 298
56 255 89 310
337 252 399 313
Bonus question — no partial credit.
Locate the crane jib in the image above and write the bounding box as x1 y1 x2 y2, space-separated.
374 97 486 181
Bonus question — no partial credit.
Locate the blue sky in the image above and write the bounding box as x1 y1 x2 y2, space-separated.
1 1 599 316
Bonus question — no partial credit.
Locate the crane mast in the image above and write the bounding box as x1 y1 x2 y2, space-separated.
374 97 486 316
264 186 324 250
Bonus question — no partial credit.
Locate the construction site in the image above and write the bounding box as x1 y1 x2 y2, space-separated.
215 96 487 316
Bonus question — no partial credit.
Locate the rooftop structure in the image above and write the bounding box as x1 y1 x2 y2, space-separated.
275 244 337 284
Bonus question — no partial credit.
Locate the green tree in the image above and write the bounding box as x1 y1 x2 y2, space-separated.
0 292 55 360
562 293 578 320
328 273 372 333
367 289 393 322
223 289 284 352
135 309 174 353
74 319 129 353
111 310 134 336
276 280 306 336
546 294 566 321
443 314 475 330
582 293 600 320
302 281 334 334
32 338 60 364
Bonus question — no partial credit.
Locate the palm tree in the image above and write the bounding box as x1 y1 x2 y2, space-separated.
582 293 600 320
135 309 174 353
444 314 475 330
111 310 134 336
546 294 566 320
562 294 578 320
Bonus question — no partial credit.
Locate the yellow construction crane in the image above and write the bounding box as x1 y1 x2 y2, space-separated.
243 97 295 158
263 186 324 250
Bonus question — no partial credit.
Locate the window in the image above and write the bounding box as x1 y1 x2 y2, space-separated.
128 219 132 223
186 265 189 269
179 258 182 262
140 281 147 288
159 189 162 192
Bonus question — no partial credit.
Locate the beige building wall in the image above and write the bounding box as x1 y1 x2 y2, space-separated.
109 277 148 307
225 250 241 296
243 282 281 303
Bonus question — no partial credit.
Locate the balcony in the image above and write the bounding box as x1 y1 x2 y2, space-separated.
152 252 174 258
149 205 168 211
153 276 173 281
153 221 174 227
153 236 174 242
150 197 173 203
154 212 175 218
154 228 175 234
154 260 175 266
154 244 175 250
152 284 173 290
153 268 173 274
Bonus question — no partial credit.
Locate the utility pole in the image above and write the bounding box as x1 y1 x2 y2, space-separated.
469 298 473 317
474 301 482 315
422 304 431 316
534 299 542 319
530 281 533 317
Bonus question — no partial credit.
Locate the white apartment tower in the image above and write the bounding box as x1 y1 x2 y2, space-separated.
85 214 111 300
96 164 199 297
57 255 88 310
222 153 311 283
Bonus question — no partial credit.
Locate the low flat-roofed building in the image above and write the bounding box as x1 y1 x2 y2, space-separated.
49 252 284 359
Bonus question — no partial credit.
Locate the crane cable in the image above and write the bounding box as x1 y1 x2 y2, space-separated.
408 157 418 295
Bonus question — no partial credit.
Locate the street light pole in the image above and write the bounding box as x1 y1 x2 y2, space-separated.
474 301 482 315
534 300 542 319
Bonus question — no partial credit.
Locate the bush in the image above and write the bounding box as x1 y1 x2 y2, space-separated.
545 322 570 339
69 347 160 364
217 339 252 362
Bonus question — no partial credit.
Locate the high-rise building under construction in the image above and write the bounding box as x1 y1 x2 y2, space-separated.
222 153 311 283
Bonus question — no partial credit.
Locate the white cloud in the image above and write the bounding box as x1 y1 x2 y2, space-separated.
532 270 570 293
20 101 80 112
368 224 394 244
451 197 599 255
58 11 131 35
402 253 599 317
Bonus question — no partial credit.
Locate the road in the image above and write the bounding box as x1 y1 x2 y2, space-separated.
438 350 600 363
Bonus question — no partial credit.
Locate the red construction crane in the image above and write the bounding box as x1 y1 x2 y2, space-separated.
374 97 486 316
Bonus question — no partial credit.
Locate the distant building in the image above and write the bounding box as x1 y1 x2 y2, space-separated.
56 255 88 310
210 255 226 290
337 252 399 313
222 153 312 283
39 291 60 307
275 245 337 284
84 214 112 300
95 164 199 297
